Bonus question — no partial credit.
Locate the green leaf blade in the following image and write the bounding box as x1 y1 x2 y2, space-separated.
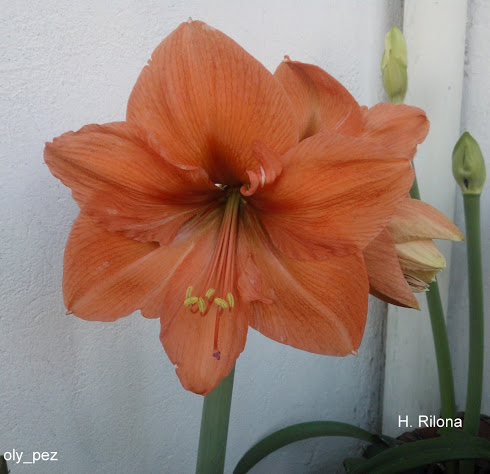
233 421 380 474
349 435 490 473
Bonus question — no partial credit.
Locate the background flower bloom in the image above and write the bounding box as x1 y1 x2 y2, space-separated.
365 198 464 308
274 58 461 308
45 20 414 394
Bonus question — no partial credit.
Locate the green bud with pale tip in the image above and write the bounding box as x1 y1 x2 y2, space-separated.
452 132 486 195
381 26 408 104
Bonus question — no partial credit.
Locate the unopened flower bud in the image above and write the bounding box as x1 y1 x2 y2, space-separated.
452 132 486 195
381 26 407 104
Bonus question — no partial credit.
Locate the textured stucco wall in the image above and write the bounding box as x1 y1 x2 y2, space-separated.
447 0 490 417
1 1 400 473
382 1 469 435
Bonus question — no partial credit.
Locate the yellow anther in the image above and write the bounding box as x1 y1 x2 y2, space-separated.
185 286 193 299
198 297 206 313
214 298 228 309
184 296 198 307
227 293 235 308
205 288 216 299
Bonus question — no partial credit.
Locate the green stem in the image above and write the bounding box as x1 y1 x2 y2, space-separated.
196 366 235 474
463 194 484 433
410 173 457 420
425 281 457 419
0 456 8 474
409 172 421 199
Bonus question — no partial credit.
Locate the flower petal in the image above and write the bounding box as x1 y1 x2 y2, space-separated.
159 299 248 395
63 214 197 321
149 213 248 395
274 59 364 140
127 20 298 184
240 141 283 197
361 103 429 159
388 198 464 243
65 210 246 394
363 229 420 309
251 133 414 259
397 240 446 293
45 122 221 245
404 273 431 293
396 239 446 272
239 212 368 355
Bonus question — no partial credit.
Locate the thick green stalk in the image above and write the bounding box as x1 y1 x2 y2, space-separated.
410 173 457 420
196 366 235 474
463 194 484 435
425 281 457 419
0 456 7 474
409 172 421 199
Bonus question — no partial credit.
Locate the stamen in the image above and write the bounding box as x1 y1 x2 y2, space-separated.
214 298 228 309
184 296 198 306
182 190 241 359
197 297 206 314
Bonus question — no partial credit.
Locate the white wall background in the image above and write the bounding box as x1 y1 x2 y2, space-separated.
382 1 469 435
447 0 490 418
1 1 402 473
383 0 490 435
383 0 490 436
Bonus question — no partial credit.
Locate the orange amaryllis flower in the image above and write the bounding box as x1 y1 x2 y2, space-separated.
274 58 460 308
45 21 414 395
364 198 464 308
